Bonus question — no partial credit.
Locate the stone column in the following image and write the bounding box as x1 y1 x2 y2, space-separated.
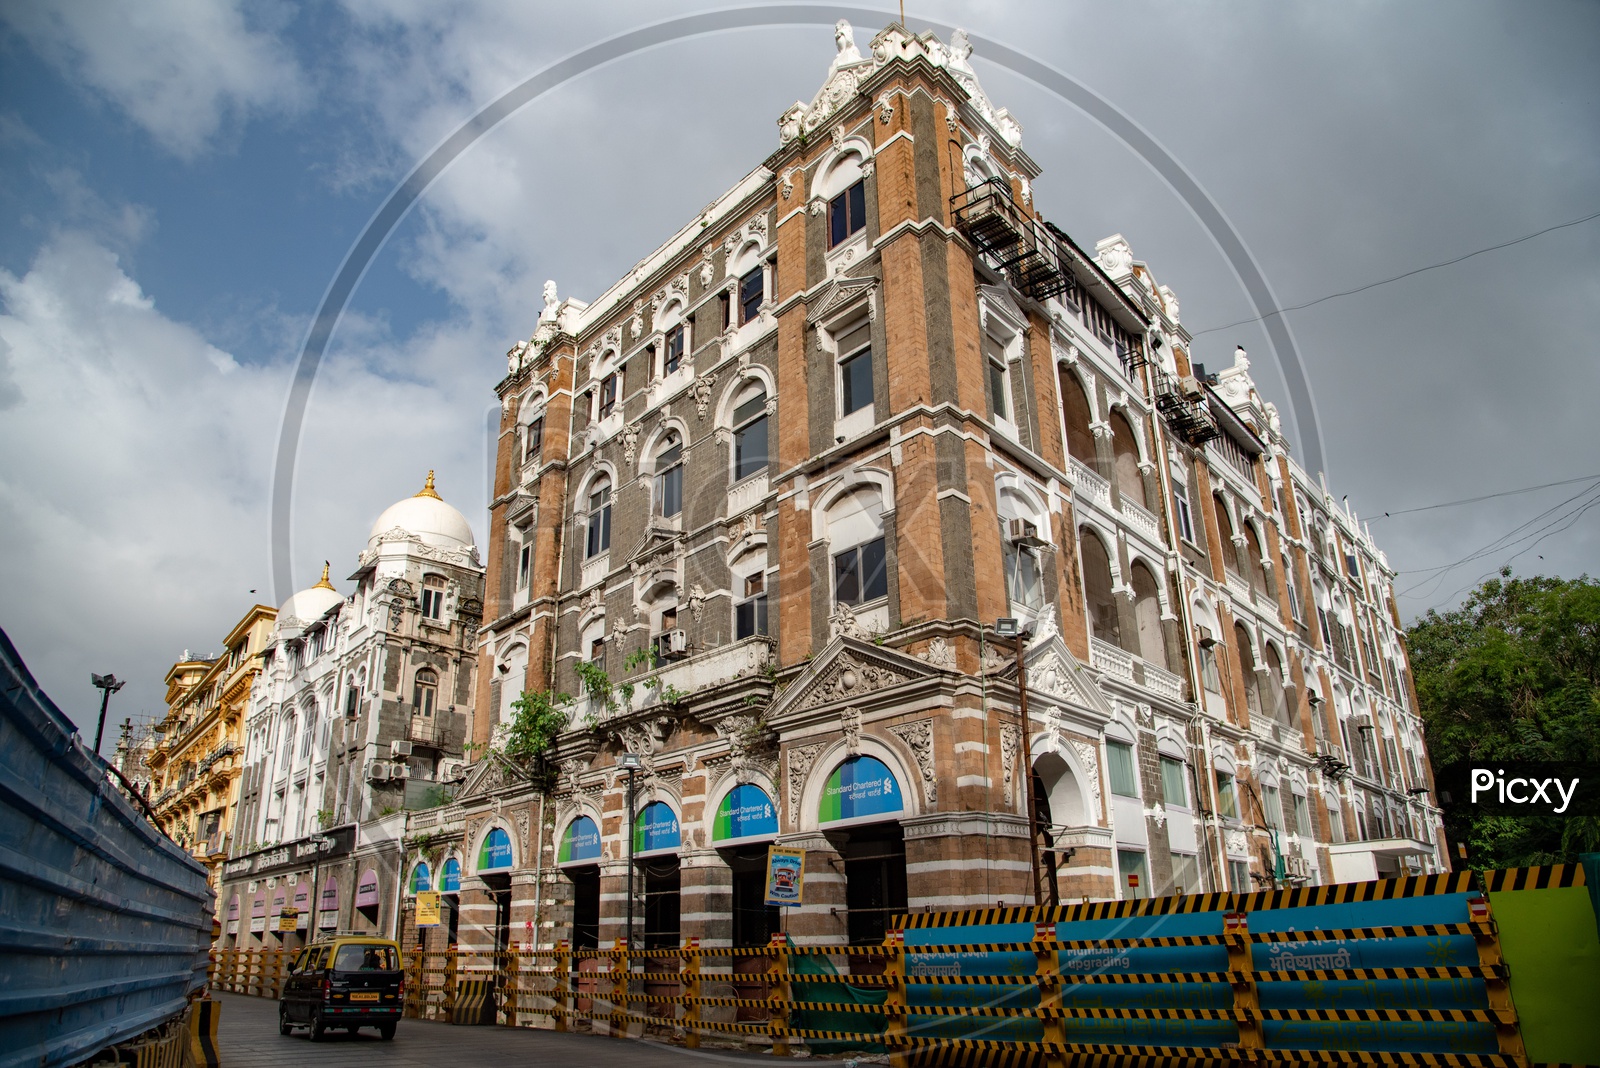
509 871 539 950
903 811 1032 912
680 848 731 946
779 832 844 944
598 859 631 947
456 875 496 971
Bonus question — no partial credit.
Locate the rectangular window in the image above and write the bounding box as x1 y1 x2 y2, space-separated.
1170 853 1200 896
837 321 873 417
1345 550 1360 579
589 636 606 674
1263 784 1284 829
598 373 618 418
1172 481 1195 543
655 442 683 518
1005 543 1044 609
1198 642 1222 693
833 536 888 606
718 291 731 331
421 587 443 620
1117 849 1149 899
586 487 611 557
1107 741 1139 797
664 325 684 375
739 267 763 325
1228 858 1251 893
517 541 532 590
524 418 543 466
828 179 867 248
733 393 769 481
1215 771 1238 820
1160 756 1187 809
984 333 1009 420
735 573 769 639
1293 792 1312 838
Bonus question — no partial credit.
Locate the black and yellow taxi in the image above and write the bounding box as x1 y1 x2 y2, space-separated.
279 936 404 1041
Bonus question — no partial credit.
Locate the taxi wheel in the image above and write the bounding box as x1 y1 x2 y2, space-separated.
378 1022 396 1040
278 1005 293 1036
308 1011 327 1042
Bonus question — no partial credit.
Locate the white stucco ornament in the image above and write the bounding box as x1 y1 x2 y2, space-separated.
1095 235 1134 278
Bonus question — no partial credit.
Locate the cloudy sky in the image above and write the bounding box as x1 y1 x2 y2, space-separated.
2 1 1596 745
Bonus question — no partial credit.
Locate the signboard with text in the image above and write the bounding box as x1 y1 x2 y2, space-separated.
819 755 903 824
714 783 778 842
559 816 601 864
764 846 805 907
415 890 442 927
478 827 514 872
633 802 681 855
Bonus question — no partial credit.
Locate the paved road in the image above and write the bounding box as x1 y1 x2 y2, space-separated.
214 993 788 1068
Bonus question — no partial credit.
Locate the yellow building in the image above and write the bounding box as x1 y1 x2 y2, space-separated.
148 603 277 885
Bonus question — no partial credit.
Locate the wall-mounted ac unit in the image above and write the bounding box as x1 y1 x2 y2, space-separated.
1007 518 1043 545
390 740 413 759
390 763 410 781
1180 375 1204 399
440 760 466 783
366 761 392 783
661 629 689 656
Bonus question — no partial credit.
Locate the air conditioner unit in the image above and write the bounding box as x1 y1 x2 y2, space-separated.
390 740 413 759
366 761 391 783
440 759 466 783
1323 744 1345 763
391 763 410 781
1180 375 1205 399
1007 518 1042 545
661 629 689 657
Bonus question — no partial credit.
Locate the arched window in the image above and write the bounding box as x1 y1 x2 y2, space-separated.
585 475 612 557
1234 623 1263 721
1108 409 1148 509
299 707 315 758
1242 524 1272 600
653 433 684 518
1130 561 1168 670
1058 370 1096 466
413 668 438 717
829 486 887 607
1262 644 1288 724
732 383 769 481
997 485 1045 611
1078 527 1120 646
1213 495 1239 574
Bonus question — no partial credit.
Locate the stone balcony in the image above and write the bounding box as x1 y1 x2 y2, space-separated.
1090 637 1188 702
1069 457 1110 508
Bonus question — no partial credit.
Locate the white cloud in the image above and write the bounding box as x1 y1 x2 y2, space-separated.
0 231 496 737
2 0 306 158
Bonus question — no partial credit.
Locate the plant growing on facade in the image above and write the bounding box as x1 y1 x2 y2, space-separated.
314 807 334 828
573 661 614 710
498 688 574 794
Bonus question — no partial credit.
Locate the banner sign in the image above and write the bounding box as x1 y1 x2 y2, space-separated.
416 890 442 927
222 823 356 879
250 894 266 934
355 868 381 908
478 827 514 871
559 816 601 864
293 883 310 929
764 846 805 907
410 862 432 894
277 907 299 933
714 784 778 842
318 876 339 928
441 857 461 893
634 801 681 854
819 755 903 823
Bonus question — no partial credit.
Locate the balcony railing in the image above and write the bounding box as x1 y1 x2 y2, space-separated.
1120 498 1162 543
408 716 445 748
1069 457 1110 507
1150 364 1219 446
1089 638 1135 681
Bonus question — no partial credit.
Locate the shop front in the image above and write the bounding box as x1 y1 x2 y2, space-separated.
817 755 908 946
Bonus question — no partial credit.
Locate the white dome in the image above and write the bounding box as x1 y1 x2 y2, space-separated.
279 564 343 624
367 471 475 552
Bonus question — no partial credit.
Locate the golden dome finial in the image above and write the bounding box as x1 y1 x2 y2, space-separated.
313 561 335 590
415 470 441 500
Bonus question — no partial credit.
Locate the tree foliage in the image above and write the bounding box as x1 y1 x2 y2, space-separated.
1407 570 1600 867
497 689 573 793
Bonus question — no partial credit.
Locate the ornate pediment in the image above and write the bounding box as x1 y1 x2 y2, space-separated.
770 636 934 720
455 751 529 802
806 276 878 325
993 636 1114 720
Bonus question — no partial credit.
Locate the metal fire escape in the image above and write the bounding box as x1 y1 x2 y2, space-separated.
1150 365 1221 446
950 178 1069 303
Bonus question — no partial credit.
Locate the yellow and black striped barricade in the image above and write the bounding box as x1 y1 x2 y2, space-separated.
452 976 496 1025
188 997 221 1068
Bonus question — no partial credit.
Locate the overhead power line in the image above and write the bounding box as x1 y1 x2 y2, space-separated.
1373 473 1600 521
1191 207 1600 338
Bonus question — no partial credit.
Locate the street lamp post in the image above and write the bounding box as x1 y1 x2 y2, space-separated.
617 752 643 949
90 673 125 757
997 619 1047 907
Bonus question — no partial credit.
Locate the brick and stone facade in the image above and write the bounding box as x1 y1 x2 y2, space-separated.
418 20 1443 960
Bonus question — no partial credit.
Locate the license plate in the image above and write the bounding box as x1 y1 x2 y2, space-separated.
350 992 380 1002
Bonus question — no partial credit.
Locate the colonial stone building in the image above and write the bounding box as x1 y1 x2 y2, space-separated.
406 21 1443 962
216 474 484 950
148 604 276 886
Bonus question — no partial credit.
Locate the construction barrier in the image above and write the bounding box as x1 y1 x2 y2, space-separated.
188 997 221 1068
207 864 1597 1067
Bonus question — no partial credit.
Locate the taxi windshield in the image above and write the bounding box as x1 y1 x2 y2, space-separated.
333 944 396 971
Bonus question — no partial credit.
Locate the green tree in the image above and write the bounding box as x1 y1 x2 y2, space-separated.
1408 570 1600 868
497 689 573 793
